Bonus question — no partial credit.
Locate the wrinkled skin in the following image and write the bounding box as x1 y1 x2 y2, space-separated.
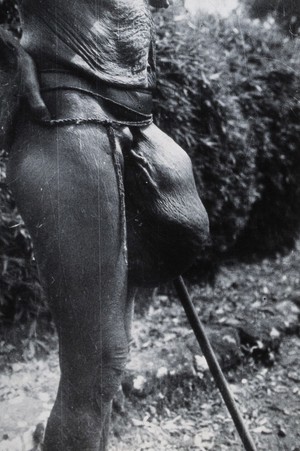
20 0 155 88
125 125 209 286
2 0 209 449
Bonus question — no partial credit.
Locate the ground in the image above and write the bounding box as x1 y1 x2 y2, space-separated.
0 243 300 451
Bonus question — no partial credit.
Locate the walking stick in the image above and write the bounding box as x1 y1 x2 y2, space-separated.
174 276 257 451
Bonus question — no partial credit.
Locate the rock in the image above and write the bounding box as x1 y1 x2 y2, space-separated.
148 405 156 416
239 316 282 350
131 418 144 427
187 326 242 370
122 373 150 398
252 425 273 435
208 327 242 370
132 375 147 393
270 328 281 339
194 355 209 373
262 286 269 295
156 367 168 379
277 425 287 438
11 363 22 373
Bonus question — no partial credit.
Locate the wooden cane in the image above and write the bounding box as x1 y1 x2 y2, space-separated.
174 276 257 451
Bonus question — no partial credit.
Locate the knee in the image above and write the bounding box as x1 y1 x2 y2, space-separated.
94 342 129 406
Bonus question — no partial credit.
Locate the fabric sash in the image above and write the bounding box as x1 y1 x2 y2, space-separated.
39 70 153 125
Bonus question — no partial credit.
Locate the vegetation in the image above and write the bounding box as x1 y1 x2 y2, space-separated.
242 0 300 37
153 5 300 258
0 1 300 325
0 0 20 35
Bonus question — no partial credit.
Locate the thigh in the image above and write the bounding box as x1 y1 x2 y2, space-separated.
7 116 128 367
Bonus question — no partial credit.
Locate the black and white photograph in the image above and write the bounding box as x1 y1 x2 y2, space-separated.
0 0 300 449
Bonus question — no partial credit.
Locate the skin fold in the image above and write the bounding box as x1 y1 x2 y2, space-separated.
20 0 155 87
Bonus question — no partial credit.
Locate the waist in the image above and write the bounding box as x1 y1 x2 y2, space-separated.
38 70 153 126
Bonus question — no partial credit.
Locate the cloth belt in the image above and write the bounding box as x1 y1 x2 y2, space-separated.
39 70 153 124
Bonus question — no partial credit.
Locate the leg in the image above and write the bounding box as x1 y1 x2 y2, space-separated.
7 117 131 450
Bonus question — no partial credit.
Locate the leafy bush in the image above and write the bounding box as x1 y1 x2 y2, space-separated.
153 6 300 258
0 153 50 326
206 15 300 256
0 0 20 35
235 68 300 256
242 0 300 37
153 9 258 255
0 2 45 326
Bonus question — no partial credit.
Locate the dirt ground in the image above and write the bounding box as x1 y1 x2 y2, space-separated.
0 243 300 451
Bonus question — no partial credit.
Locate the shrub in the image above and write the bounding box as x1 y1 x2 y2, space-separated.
153 7 300 258
153 9 258 255
207 15 300 256
235 68 300 256
242 0 300 37
0 0 20 35
0 153 49 325
0 2 44 326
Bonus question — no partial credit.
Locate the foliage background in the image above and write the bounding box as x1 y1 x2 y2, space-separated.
153 4 300 259
243 0 300 36
0 0 300 326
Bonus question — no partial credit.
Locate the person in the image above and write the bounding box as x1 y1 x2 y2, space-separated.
0 1 209 449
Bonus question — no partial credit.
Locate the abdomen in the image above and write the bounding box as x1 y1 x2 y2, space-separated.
20 0 153 88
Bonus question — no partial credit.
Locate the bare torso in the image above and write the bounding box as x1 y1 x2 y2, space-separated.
20 0 155 88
